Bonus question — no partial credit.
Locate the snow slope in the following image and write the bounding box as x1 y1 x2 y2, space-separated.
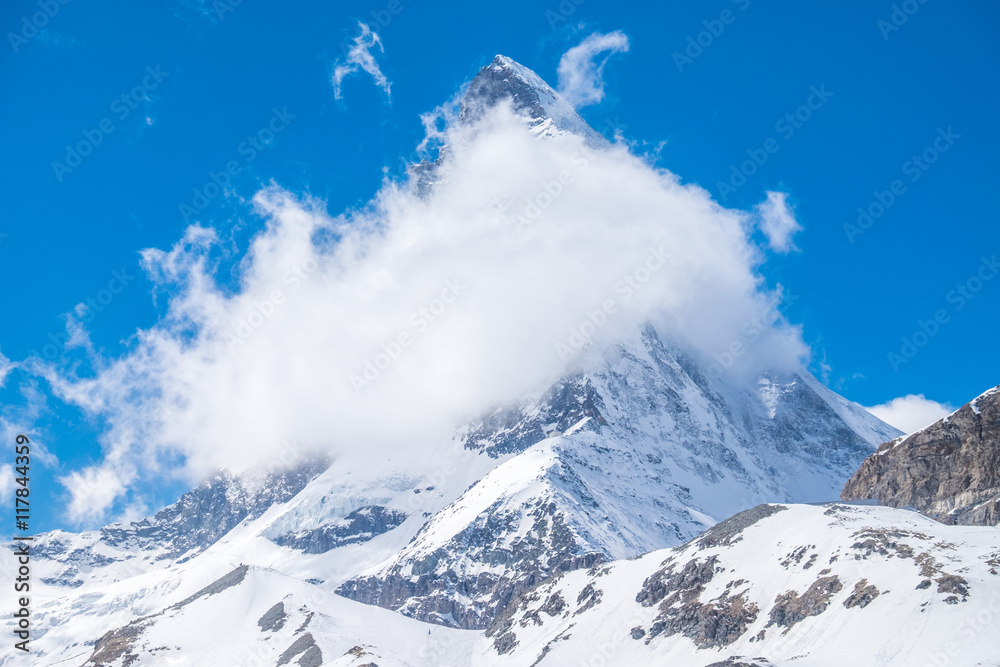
476 503 1000 666
338 327 900 628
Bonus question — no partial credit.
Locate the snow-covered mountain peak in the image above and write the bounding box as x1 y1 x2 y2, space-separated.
460 54 605 144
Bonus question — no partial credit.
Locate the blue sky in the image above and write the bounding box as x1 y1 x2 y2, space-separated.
1 0 998 531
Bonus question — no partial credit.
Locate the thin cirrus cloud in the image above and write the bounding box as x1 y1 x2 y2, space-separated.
38 73 809 526
755 190 802 253
556 30 630 109
332 21 392 100
866 394 953 434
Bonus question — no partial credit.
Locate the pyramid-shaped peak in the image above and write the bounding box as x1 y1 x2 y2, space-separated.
460 55 605 144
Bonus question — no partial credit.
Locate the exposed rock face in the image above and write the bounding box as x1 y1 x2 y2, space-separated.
277 633 321 666
36 458 329 576
459 55 606 145
843 579 880 609
258 602 287 632
477 503 1000 666
336 324 897 631
272 505 408 553
410 54 605 196
462 374 605 458
766 575 843 631
842 385 1000 526
337 496 604 630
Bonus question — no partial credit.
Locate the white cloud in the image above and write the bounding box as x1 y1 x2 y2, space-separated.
557 30 630 109
0 350 12 388
755 191 801 253
0 465 12 509
60 464 131 524
42 98 808 524
866 394 953 434
332 21 392 100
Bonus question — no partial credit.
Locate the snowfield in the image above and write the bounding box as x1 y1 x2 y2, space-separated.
476 503 1000 667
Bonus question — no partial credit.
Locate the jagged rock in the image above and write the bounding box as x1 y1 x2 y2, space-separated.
696 505 787 549
35 459 329 576
338 497 604 629
272 505 407 553
766 576 843 630
462 374 605 457
258 602 286 632
843 386 1000 526
277 633 319 666
843 579 880 609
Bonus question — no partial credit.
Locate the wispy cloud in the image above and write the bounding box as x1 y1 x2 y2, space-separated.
755 191 802 253
866 394 953 434
556 30 630 109
332 21 392 100
0 350 11 389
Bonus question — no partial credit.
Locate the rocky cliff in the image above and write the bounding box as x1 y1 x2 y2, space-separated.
842 385 1000 526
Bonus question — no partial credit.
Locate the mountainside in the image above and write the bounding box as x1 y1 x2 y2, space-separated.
79 565 481 667
843 385 1000 526
0 55 937 667
336 327 899 629
475 503 1000 667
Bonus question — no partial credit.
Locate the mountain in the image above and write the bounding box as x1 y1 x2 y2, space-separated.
31 459 328 589
336 327 899 629
474 503 1000 666
460 55 606 144
843 385 1000 526
1 55 928 666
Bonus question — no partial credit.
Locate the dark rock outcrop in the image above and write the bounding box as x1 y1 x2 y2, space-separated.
766 576 843 631
272 505 407 553
842 386 1000 526
338 498 603 630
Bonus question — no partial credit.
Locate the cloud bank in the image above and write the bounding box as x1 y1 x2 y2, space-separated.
557 31 630 109
332 21 391 100
866 394 953 434
41 95 807 524
755 191 801 253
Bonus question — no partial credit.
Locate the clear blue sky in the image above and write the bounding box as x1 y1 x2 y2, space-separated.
2 0 998 531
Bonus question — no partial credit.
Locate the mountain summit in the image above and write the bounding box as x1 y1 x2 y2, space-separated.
459 55 605 144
